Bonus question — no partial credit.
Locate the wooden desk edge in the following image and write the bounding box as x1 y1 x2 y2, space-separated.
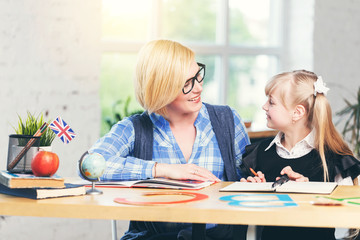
0 184 360 228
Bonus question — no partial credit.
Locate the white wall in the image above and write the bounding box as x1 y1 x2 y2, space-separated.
283 0 360 138
0 0 102 177
0 1 130 239
313 0 360 118
282 0 314 71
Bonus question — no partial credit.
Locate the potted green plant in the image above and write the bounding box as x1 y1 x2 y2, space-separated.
336 87 360 157
7 112 56 173
13 112 56 147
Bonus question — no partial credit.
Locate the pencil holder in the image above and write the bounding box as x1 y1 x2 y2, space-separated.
7 134 41 173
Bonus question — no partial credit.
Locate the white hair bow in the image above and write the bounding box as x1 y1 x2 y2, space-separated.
314 76 329 96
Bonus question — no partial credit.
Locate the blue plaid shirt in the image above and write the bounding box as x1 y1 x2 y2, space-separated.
89 104 250 181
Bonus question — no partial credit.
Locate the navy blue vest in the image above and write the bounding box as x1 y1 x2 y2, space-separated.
130 103 237 181
125 103 239 240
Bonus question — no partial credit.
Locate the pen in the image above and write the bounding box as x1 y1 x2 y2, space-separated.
272 174 290 189
8 123 48 170
249 168 258 177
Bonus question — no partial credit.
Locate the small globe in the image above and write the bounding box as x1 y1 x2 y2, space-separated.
80 152 106 181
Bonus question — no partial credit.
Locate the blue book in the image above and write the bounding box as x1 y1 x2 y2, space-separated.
0 183 85 199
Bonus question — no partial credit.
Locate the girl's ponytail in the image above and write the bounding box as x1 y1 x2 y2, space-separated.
312 94 331 181
312 92 353 182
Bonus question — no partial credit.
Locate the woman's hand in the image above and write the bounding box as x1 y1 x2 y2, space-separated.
154 163 220 182
240 171 266 183
278 166 309 182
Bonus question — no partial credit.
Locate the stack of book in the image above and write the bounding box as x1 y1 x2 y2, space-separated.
0 171 85 199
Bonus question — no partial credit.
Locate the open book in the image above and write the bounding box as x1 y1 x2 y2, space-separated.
220 181 338 194
76 178 214 190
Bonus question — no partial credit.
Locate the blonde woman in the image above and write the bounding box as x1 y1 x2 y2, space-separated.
240 70 360 240
89 39 250 240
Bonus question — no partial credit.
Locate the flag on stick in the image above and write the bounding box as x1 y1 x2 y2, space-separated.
49 117 76 144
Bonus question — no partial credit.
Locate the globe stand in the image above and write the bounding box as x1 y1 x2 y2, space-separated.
79 151 106 196
86 181 103 195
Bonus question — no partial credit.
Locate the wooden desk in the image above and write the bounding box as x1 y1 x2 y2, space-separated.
0 182 360 229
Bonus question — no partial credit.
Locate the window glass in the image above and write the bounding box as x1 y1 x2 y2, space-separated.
229 0 281 46
161 0 219 44
100 53 142 135
101 0 283 133
196 55 221 104
228 55 278 129
102 0 151 41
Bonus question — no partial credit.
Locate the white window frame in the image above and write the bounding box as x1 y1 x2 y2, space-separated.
101 0 286 105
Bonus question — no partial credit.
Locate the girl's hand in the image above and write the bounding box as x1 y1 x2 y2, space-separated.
278 166 309 182
240 171 266 183
154 163 220 182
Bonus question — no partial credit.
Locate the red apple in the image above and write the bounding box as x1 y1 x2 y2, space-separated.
31 151 59 177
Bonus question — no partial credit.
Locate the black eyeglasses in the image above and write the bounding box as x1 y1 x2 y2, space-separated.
182 62 206 94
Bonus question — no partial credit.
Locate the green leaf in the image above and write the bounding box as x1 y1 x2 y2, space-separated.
124 96 131 116
115 113 122 122
337 86 360 156
13 112 55 146
103 96 143 132
342 111 354 135
355 105 360 141
104 117 115 129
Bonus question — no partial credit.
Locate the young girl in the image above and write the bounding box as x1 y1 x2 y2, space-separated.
240 70 360 240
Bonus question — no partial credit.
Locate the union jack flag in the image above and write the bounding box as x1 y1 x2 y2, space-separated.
49 116 76 144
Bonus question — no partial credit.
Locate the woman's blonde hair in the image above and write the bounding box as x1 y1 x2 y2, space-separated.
134 39 195 116
265 70 354 181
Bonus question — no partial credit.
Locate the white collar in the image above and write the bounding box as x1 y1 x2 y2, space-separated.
265 129 315 152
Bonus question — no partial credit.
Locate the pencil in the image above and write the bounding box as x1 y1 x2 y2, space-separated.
33 122 47 137
249 168 258 177
8 123 48 170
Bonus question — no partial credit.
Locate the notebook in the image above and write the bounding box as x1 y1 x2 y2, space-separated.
220 181 338 194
